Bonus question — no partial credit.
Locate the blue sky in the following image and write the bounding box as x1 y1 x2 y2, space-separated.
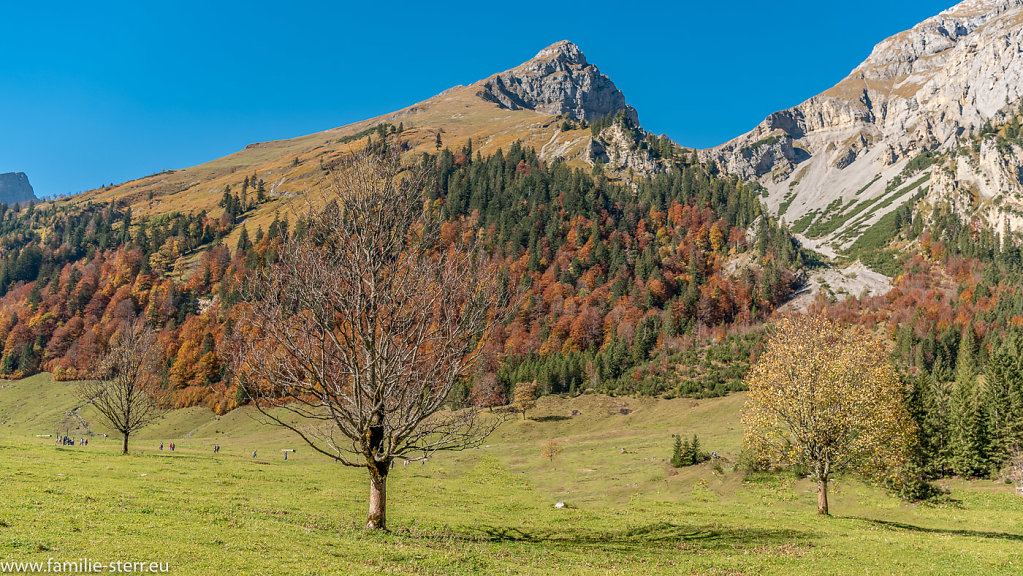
0 1 955 198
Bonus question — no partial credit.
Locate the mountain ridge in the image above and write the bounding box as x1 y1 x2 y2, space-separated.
59 2 1023 263
64 40 666 240
705 0 1023 257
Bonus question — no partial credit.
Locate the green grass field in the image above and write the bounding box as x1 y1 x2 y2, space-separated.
1 374 1022 575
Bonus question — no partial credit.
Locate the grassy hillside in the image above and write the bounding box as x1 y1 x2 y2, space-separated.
55 83 590 252
1 375 1021 575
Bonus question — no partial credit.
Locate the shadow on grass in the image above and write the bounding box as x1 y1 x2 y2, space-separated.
471 521 812 552
851 517 1023 542
529 415 572 423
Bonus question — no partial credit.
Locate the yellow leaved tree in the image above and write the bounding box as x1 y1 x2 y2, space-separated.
513 381 538 420
742 315 914 515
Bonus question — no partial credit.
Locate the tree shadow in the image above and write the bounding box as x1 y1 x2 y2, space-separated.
849 517 1023 542
472 521 812 553
530 415 571 423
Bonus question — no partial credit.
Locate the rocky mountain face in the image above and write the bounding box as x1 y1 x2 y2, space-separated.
706 0 1023 256
471 41 664 176
0 172 37 204
475 40 639 123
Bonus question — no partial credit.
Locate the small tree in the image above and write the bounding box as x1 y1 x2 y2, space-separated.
671 433 709 467
513 381 537 420
671 434 686 467
541 438 562 462
470 373 505 411
742 315 914 515
77 318 165 454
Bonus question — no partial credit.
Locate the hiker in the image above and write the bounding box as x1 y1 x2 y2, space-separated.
252 450 257 458
284 452 288 461
159 442 164 450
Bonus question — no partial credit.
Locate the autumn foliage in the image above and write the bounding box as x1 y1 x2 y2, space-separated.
742 315 914 514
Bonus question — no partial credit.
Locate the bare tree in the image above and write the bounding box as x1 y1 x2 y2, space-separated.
231 149 509 530
78 318 165 454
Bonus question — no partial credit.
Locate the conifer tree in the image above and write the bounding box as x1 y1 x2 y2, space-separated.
984 333 1023 466
948 328 986 476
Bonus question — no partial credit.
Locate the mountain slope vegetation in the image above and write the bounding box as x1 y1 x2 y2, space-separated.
0 137 806 412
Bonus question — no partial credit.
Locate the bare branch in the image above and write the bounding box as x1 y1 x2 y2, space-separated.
228 146 512 529
77 317 166 454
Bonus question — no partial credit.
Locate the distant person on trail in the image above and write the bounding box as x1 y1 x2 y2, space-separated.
159 442 164 451
252 450 257 459
284 452 288 461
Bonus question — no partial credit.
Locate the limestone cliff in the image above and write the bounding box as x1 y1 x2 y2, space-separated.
706 0 1023 255
474 40 638 123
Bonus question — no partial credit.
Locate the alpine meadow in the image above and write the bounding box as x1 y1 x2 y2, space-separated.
3 1 1023 574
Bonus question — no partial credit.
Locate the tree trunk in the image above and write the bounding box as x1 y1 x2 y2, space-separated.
817 477 829 515
121 432 129 455
366 463 389 530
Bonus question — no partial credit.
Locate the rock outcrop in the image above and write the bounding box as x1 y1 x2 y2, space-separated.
0 172 37 204
475 40 639 123
585 122 664 176
706 0 1023 254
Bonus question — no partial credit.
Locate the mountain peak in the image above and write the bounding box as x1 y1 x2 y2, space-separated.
474 40 637 123
0 172 36 205
532 40 586 66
